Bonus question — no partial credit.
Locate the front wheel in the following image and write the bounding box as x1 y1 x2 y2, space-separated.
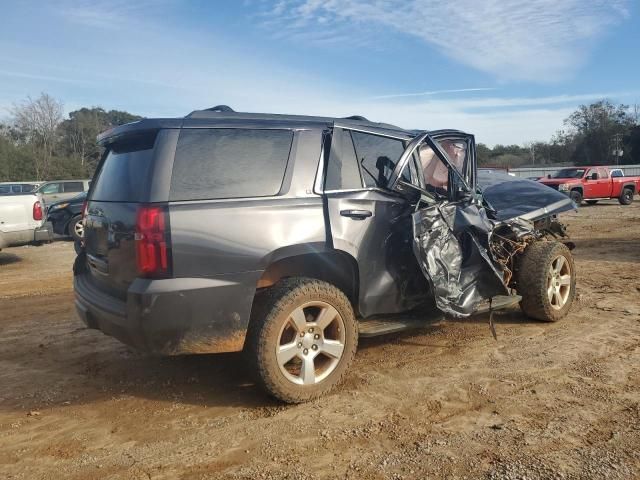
69 215 84 242
569 190 582 205
516 242 576 322
247 278 358 403
619 187 634 205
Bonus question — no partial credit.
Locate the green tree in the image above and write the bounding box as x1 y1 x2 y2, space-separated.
564 100 633 165
60 107 142 174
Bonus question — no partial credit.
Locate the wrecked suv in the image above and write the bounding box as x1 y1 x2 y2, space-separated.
74 107 577 403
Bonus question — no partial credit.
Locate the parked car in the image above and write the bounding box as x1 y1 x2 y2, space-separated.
0 181 42 195
74 107 577 403
0 192 52 250
46 192 87 241
36 179 91 206
538 167 640 205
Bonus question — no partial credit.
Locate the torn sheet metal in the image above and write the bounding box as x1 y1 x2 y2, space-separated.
412 201 508 317
477 171 575 221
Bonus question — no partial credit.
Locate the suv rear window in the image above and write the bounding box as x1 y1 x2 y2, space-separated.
170 128 293 201
91 133 157 202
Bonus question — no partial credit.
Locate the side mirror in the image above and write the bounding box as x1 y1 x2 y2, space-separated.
589 173 598 180
547 174 551 179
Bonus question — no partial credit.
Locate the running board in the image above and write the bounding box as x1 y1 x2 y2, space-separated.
359 312 443 338
473 295 522 315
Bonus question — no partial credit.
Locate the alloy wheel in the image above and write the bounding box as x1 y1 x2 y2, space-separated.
547 255 572 310
276 301 346 385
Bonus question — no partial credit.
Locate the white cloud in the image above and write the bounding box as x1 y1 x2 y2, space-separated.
258 0 630 81
372 88 497 99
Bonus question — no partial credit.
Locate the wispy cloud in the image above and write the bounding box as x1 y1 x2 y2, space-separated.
257 0 630 81
57 0 171 29
372 88 497 100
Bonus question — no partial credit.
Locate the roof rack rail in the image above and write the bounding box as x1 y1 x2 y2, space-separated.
342 115 368 121
205 105 235 113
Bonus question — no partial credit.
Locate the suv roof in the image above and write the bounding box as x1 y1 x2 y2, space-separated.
97 107 415 145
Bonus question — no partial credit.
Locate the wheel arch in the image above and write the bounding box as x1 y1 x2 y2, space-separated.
255 248 360 310
64 213 82 235
622 182 636 194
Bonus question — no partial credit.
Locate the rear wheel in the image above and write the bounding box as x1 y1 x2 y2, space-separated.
69 215 84 242
619 187 634 205
516 242 576 322
585 200 598 205
247 278 358 403
569 190 582 205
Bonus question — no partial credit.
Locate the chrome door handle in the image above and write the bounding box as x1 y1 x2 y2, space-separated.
340 209 372 220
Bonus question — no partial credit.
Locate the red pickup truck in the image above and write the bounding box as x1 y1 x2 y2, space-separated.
538 167 640 205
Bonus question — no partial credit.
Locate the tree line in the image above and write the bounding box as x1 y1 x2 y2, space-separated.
1 93 640 182
0 93 141 181
477 100 640 168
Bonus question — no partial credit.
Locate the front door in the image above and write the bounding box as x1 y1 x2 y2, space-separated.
323 127 428 318
389 131 507 317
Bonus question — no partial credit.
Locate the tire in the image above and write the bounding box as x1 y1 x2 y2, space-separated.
246 277 358 403
69 216 84 242
619 188 634 205
569 190 582 205
516 241 576 322
585 200 598 205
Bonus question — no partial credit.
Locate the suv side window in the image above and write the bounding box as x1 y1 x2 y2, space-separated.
325 128 363 190
597 168 608 179
171 128 293 201
350 131 405 188
63 181 84 193
40 183 61 194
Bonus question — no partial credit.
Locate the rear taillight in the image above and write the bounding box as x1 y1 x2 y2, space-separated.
33 201 43 221
135 205 171 277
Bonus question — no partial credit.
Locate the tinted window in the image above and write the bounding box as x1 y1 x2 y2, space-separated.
91 133 157 202
325 129 362 190
170 129 293 201
63 181 84 193
350 131 405 188
0 186 9 194
611 169 623 177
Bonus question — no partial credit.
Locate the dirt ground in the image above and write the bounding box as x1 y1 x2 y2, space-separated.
1 201 639 480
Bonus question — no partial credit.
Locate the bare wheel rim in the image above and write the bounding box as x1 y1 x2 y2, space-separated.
74 220 84 238
276 301 346 386
547 255 572 310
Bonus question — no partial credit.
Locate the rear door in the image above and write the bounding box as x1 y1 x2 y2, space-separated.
596 168 612 197
323 126 427 317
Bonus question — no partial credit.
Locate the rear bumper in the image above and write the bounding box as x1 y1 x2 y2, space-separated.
74 270 260 355
0 222 52 249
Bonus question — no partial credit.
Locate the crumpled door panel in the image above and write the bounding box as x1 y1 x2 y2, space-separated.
412 202 507 317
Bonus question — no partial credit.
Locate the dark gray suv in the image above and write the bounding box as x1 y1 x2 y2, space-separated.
74 107 577 402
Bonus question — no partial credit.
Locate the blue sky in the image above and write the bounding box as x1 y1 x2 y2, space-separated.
1 0 638 145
